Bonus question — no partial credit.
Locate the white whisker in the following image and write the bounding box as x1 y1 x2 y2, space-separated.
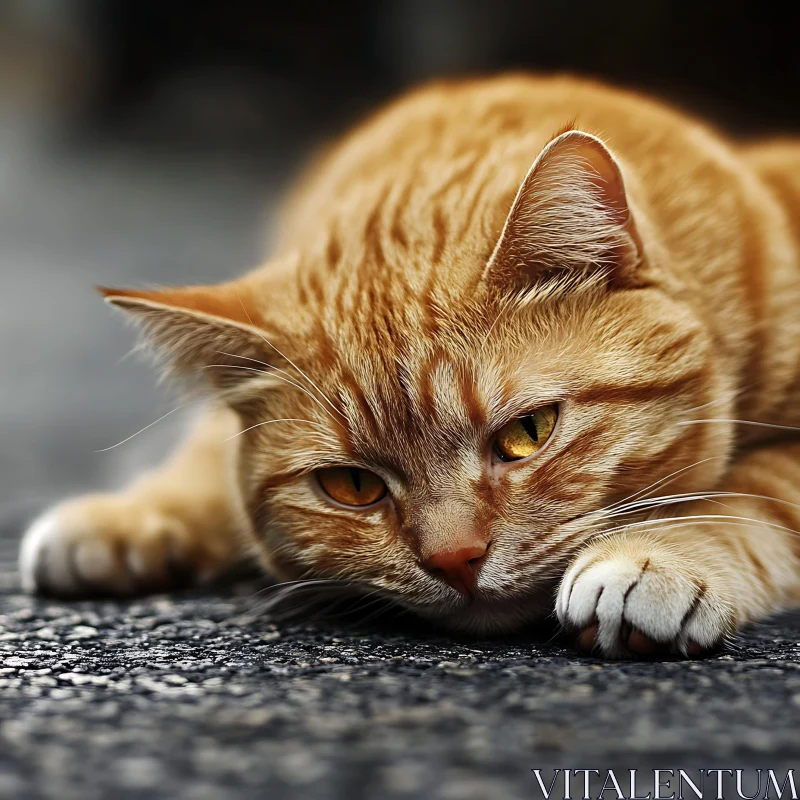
609 490 800 518
628 496 743 517
594 513 800 542
94 404 186 452
480 293 516 348
204 364 338 423
216 350 321 396
677 418 800 433
226 418 334 442
679 387 747 417
598 457 721 516
234 293 347 421
232 578 353 624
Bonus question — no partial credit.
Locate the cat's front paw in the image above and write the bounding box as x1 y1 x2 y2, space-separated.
19 495 220 597
556 535 734 659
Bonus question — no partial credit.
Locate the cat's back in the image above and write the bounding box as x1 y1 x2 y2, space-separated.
277 74 738 256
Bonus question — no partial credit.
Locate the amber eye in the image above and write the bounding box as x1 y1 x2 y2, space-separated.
494 405 558 462
317 467 387 507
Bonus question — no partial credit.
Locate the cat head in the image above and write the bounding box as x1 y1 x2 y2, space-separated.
101 130 731 632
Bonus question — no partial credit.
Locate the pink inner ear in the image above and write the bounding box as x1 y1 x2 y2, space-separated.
568 135 631 225
97 284 261 327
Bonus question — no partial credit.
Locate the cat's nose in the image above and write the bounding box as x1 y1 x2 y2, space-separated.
421 542 489 597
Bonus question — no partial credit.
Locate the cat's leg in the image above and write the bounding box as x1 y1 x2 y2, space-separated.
20 407 249 597
557 440 800 658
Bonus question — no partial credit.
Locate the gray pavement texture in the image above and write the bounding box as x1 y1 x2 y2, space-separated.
1 121 799 800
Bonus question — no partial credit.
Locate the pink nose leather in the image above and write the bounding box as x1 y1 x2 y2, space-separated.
422 543 489 596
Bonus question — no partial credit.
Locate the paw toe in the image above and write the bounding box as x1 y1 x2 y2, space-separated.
20 510 80 595
576 623 599 653
626 628 658 656
680 590 730 652
72 538 136 594
622 570 693 643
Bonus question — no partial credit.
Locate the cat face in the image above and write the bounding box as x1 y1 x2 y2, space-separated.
231 283 722 633
103 130 732 633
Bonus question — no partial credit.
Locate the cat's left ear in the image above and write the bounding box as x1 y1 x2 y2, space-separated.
96 282 281 396
484 129 648 291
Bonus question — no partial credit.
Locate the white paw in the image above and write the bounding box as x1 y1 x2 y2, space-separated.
19 497 201 597
20 509 80 595
556 538 733 658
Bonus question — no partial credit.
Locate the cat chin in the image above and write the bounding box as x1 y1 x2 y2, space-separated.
413 591 553 636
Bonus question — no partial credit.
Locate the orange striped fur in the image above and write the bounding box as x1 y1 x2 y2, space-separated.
21 75 800 657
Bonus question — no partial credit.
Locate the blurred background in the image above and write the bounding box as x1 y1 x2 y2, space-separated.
1 0 798 532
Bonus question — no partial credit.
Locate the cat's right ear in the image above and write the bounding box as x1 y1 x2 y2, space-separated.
97 282 281 396
483 129 651 293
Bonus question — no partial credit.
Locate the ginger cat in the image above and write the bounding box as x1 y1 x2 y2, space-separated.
20 75 800 658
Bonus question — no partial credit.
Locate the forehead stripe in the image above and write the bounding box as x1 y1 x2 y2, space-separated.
571 370 703 405
458 368 487 428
